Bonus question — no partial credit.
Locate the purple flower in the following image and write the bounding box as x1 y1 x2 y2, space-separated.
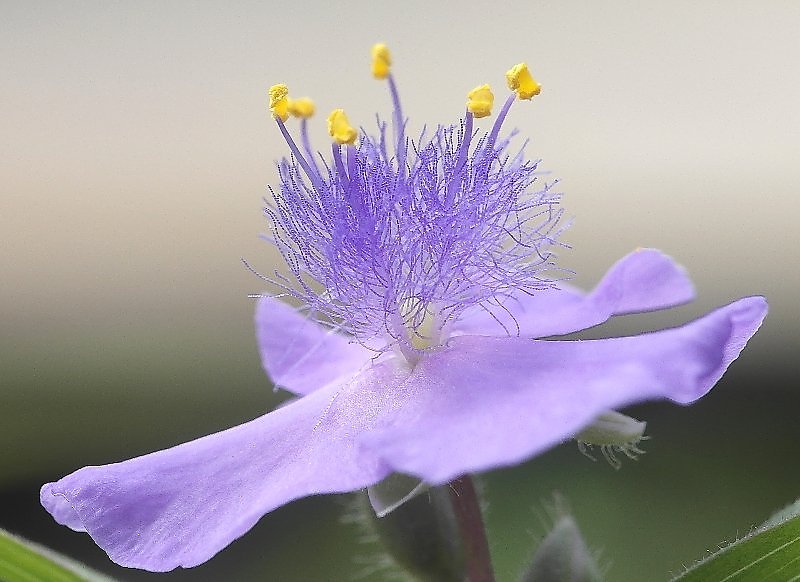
40 46 767 572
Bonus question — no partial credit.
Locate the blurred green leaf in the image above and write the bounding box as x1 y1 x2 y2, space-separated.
673 512 800 581
0 529 114 582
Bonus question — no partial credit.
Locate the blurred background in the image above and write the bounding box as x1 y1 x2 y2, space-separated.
2 1 798 580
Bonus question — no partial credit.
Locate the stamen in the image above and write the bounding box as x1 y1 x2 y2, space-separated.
445 112 474 201
371 43 392 80
268 84 290 122
387 74 407 178
346 143 358 184
484 64 540 155
287 97 319 176
287 97 315 119
327 109 358 145
466 84 494 118
274 117 323 193
331 143 349 186
371 44 406 179
505 63 541 100
299 119 320 175
484 93 516 156
453 112 475 174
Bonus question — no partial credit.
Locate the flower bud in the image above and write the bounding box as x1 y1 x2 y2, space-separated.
522 515 602 582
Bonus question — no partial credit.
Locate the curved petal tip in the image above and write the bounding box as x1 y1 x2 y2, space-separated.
672 295 768 404
40 483 85 533
594 248 696 315
707 295 768 382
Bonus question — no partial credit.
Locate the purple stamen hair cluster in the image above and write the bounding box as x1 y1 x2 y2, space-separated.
259 56 564 351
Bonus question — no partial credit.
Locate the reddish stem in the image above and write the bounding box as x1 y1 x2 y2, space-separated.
448 475 495 582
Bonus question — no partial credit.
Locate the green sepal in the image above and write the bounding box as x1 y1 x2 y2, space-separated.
575 410 647 469
365 484 465 581
672 500 800 581
0 528 114 582
367 472 429 517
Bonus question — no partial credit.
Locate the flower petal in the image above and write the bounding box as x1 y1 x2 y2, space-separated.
41 362 409 571
255 297 373 395
363 296 767 484
455 248 695 338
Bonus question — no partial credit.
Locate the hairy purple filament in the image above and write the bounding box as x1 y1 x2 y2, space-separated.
260 78 565 355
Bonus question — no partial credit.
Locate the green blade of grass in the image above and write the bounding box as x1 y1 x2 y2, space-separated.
0 528 114 582
674 512 800 581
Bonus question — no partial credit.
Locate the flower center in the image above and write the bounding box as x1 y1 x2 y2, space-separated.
407 307 441 352
393 300 447 367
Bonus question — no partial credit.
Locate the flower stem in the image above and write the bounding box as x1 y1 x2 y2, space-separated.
447 475 495 582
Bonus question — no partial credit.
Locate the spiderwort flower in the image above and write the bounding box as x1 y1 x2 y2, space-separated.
40 45 767 572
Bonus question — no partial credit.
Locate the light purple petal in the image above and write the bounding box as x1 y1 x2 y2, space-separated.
455 248 695 338
255 297 373 395
363 296 767 484
40 362 409 571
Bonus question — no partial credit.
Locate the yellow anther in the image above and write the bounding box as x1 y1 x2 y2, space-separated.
371 43 392 80
505 63 541 100
327 109 358 145
466 84 494 118
269 84 289 121
287 97 315 119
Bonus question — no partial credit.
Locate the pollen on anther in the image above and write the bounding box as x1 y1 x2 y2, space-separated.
466 84 494 118
288 97 315 119
505 63 541 100
371 43 392 80
269 84 290 121
327 109 358 145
